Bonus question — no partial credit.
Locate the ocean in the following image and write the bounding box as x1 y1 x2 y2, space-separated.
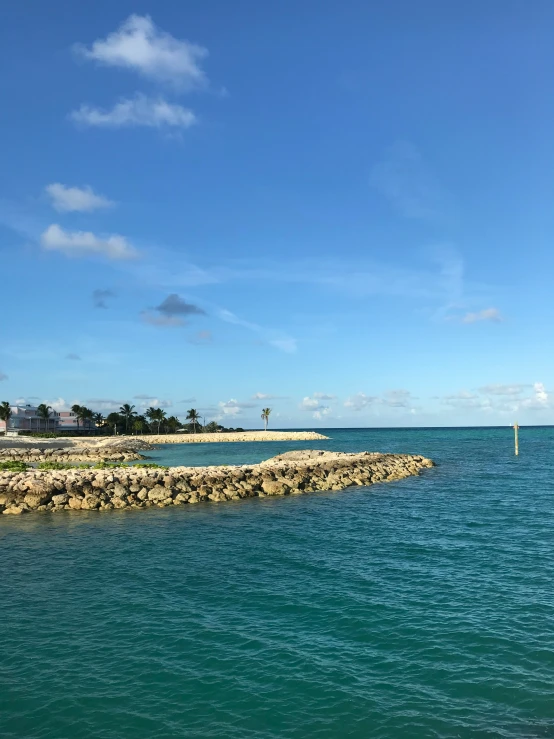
1 427 554 738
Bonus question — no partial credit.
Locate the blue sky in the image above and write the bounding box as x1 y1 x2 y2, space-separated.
2 0 554 427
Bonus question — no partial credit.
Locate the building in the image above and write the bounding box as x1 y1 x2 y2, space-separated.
0 405 94 434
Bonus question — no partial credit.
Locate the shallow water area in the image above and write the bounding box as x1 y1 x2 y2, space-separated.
2 427 554 738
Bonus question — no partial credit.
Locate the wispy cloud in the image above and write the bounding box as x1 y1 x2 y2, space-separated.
462 308 503 324
45 183 114 212
74 14 209 90
65 353 81 361
0 372 7 381
478 384 527 396
252 393 289 400
92 289 115 309
71 94 197 130
313 392 336 400
371 141 451 223
218 308 297 354
41 224 137 260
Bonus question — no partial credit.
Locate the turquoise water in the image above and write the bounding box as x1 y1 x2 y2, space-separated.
2 427 554 738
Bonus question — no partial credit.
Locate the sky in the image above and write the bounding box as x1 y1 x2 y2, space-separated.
1 0 554 428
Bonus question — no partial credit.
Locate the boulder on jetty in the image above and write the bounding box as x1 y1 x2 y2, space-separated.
0 450 434 516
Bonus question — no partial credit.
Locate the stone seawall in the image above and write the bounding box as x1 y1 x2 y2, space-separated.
0 450 434 516
0 447 145 464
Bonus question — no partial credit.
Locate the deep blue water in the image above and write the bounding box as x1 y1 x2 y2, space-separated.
2 427 554 738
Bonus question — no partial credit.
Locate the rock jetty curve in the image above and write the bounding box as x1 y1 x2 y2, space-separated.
0 449 434 516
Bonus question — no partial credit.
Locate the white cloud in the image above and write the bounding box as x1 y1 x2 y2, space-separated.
74 14 209 89
299 397 319 411
462 308 503 324
71 94 197 129
41 224 137 260
218 399 256 417
252 393 288 400
45 183 114 212
518 382 550 411
85 398 125 412
313 408 331 421
313 392 336 400
344 392 377 411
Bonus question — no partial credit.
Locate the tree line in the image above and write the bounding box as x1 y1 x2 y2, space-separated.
0 401 272 436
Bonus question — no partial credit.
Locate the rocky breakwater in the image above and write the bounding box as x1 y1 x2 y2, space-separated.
141 430 330 444
0 445 146 464
0 449 434 516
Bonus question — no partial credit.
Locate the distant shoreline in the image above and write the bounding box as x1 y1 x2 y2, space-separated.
131 430 330 444
0 430 329 452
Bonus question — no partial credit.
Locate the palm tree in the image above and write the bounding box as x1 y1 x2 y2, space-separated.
37 403 52 432
106 412 121 435
119 403 137 434
167 415 180 434
0 401 12 434
80 407 94 434
146 407 166 434
71 404 82 432
154 408 166 434
186 408 200 433
146 407 157 433
93 413 105 435
261 407 272 431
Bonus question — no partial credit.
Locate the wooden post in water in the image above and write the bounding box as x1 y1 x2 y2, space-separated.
513 422 519 456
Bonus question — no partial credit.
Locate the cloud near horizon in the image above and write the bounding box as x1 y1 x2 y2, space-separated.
41 224 137 260
45 183 114 212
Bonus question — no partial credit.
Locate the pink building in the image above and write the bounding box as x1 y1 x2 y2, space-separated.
0 406 93 434
0 405 59 433
57 411 94 431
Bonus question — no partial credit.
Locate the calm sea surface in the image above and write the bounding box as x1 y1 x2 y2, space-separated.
2 427 554 738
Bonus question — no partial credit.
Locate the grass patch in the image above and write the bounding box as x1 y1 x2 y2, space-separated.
0 461 30 472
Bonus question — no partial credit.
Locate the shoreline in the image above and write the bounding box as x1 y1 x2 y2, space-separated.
0 449 434 516
0 430 329 451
